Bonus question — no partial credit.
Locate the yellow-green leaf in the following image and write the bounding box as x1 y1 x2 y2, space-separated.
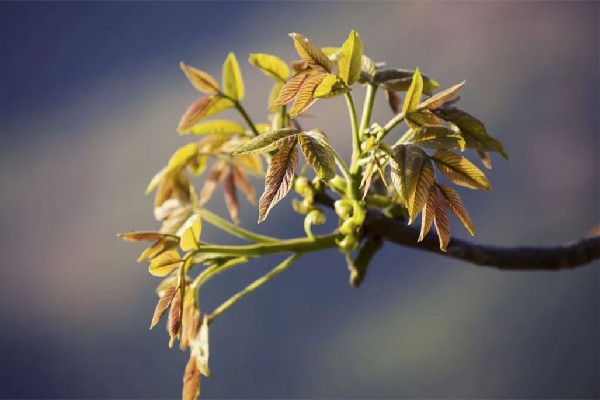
433 149 491 190
418 186 437 242
137 238 179 262
298 129 336 181
248 53 289 82
433 188 450 252
437 183 475 236
180 120 246 136
313 74 348 99
321 46 341 59
180 62 219 93
411 125 465 150
168 143 200 170
407 156 435 224
118 231 177 242
419 80 465 110
180 214 202 251
149 250 181 277
338 30 363 85
289 33 333 73
405 110 442 130
258 136 299 222
233 128 299 154
222 52 244 100
289 75 323 118
402 68 423 115
272 73 311 106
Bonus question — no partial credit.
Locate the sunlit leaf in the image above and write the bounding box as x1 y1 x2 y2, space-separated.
168 143 200 170
390 144 430 209
149 250 181 277
437 183 475 235
222 52 244 100
338 30 363 85
272 73 311 106
433 149 491 190
150 285 177 330
411 125 465 150
290 75 324 118
407 154 435 224
223 170 240 223
168 288 182 347
180 120 246 136
258 136 299 222
298 129 336 181
233 128 299 154
433 188 450 252
321 46 341 59
118 231 177 242
418 186 436 242
419 80 465 110
180 62 219 94
434 107 508 158
402 68 423 115
178 95 235 131
289 33 333 73
234 154 264 176
137 237 179 263
180 214 202 251
405 110 442 129
248 53 290 82
182 356 201 400
313 74 348 99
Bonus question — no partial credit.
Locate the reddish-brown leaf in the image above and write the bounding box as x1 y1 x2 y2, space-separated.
150 285 177 330
232 166 256 205
182 356 201 400
168 289 182 348
272 73 311 106
223 169 240 223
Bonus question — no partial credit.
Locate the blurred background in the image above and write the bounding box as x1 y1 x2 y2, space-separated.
0 1 598 398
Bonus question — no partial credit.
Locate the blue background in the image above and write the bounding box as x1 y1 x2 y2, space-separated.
0 2 598 398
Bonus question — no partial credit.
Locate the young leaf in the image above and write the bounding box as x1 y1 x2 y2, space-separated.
258 136 299 222
289 75 324 118
149 250 181 277
232 166 256 205
389 145 408 206
198 162 228 205
477 150 493 169
373 69 439 95
433 150 491 190
289 33 334 72
407 156 435 224
405 110 442 129
402 68 424 115
313 74 348 99
233 128 299 154
190 315 211 377
298 129 336 181
386 90 401 114
433 188 451 252
268 81 284 108
419 186 437 242
118 231 178 243
168 288 182 347
248 53 290 82
223 169 240 223
437 183 475 236
411 125 465 150
167 143 200 170
178 95 234 131
321 46 341 59
150 285 177 330
180 62 219 94
222 52 244 100
419 80 465 110
182 356 201 400
359 54 377 83
390 144 430 209
180 120 246 136
272 73 311 106
434 107 508 158
180 214 202 251
338 30 363 85
138 238 179 263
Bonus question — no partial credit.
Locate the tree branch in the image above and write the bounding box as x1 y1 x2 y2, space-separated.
314 191 600 271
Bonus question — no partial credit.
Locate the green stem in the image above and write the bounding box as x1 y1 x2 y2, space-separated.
345 92 361 174
198 208 276 243
221 92 260 137
380 111 406 141
191 256 249 295
208 253 301 324
359 84 377 140
332 150 352 184
190 233 340 262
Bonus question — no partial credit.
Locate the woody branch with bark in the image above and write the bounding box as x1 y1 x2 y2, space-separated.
118 30 600 399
